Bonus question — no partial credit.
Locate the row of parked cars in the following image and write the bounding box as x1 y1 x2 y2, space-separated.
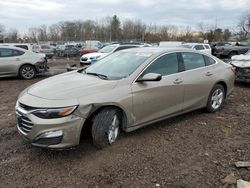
0 41 249 82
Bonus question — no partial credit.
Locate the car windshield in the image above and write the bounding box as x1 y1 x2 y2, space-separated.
85 51 152 80
99 45 117 53
245 50 250 55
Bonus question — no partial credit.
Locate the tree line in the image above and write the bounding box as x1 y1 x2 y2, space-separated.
0 12 250 44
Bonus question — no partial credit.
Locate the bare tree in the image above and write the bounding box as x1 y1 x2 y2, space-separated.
0 24 5 42
6 28 19 42
238 11 250 40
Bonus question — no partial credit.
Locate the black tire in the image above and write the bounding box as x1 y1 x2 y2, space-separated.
91 108 122 149
206 84 225 113
228 51 237 59
19 65 36 80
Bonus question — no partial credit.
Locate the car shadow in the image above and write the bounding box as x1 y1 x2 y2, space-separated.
235 81 250 88
31 109 204 159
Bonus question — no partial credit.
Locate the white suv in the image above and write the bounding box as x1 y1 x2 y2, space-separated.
182 43 212 54
80 44 142 65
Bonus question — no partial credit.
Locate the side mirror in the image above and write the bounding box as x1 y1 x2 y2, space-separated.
136 73 162 82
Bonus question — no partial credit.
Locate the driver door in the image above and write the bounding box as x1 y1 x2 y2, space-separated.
131 53 184 126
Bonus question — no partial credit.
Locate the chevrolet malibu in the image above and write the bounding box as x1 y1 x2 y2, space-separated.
15 47 235 149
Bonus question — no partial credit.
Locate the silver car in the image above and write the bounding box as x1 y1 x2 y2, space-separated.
0 46 47 79
16 47 235 149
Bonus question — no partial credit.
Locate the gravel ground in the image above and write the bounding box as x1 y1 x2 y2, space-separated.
0 57 249 188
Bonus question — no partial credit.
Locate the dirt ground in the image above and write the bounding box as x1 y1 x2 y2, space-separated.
0 57 250 188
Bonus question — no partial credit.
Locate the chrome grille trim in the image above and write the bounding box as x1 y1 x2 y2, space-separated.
16 104 34 135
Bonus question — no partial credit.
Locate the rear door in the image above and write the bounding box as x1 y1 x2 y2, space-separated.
180 52 216 111
131 52 185 125
0 48 25 76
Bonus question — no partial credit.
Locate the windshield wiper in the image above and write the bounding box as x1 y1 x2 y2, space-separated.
86 72 108 80
77 67 87 73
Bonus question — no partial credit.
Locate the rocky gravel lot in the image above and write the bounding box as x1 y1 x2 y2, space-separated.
0 57 249 188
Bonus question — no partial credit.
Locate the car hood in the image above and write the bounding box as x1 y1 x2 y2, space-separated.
231 55 250 68
27 71 118 100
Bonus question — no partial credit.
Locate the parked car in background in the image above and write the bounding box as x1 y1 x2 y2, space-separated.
32 44 55 59
85 40 103 50
213 43 250 58
15 47 234 149
211 42 232 56
80 44 143 65
79 40 103 56
0 43 33 51
231 50 250 82
0 46 47 79
79 49 98 56
182 43 212 54
56 45 79 57
159 41 183 47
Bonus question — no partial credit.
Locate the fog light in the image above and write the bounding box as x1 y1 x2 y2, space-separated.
40 130 63 138
32 130 63 147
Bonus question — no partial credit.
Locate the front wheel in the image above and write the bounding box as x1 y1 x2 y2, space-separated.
92 108 122 149
206 84 225 113
19 65 36 79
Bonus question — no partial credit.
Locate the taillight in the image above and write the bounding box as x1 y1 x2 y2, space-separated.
231 67 236 74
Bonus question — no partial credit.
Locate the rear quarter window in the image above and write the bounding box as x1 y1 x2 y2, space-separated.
204 55 216 66
204 45 210 49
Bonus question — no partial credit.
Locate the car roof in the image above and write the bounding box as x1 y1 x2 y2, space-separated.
0 45 27 51
184 43 210 46
122 47 191 54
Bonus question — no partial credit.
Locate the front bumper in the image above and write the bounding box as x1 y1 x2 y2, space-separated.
35 59 48 73
235 67 250 82
16 104 86 149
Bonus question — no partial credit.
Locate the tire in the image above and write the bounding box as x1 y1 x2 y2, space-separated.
91 108 122 149
19 65 36 80
206 84 225 113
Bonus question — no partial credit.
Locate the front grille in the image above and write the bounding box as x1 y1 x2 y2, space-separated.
81 57 88 61
16 106 34 134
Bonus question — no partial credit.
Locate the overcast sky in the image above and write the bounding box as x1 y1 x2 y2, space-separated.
0 0 250 33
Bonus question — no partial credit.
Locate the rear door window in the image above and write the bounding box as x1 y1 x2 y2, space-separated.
204 55 216 66
181 52 206 70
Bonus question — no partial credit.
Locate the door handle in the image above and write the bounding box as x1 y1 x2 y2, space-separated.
173 78 183 84
206 72 213 76
16 58 21 61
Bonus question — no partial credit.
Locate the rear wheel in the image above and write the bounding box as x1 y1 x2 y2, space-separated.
91 108 122 149
19 65 36 79
206 84 225 112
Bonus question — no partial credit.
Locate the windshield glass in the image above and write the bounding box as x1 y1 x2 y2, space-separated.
85 51 152 80
99 45 117 53
246 50 250 55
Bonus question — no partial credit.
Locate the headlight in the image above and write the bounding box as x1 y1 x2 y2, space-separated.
32 106 78 119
